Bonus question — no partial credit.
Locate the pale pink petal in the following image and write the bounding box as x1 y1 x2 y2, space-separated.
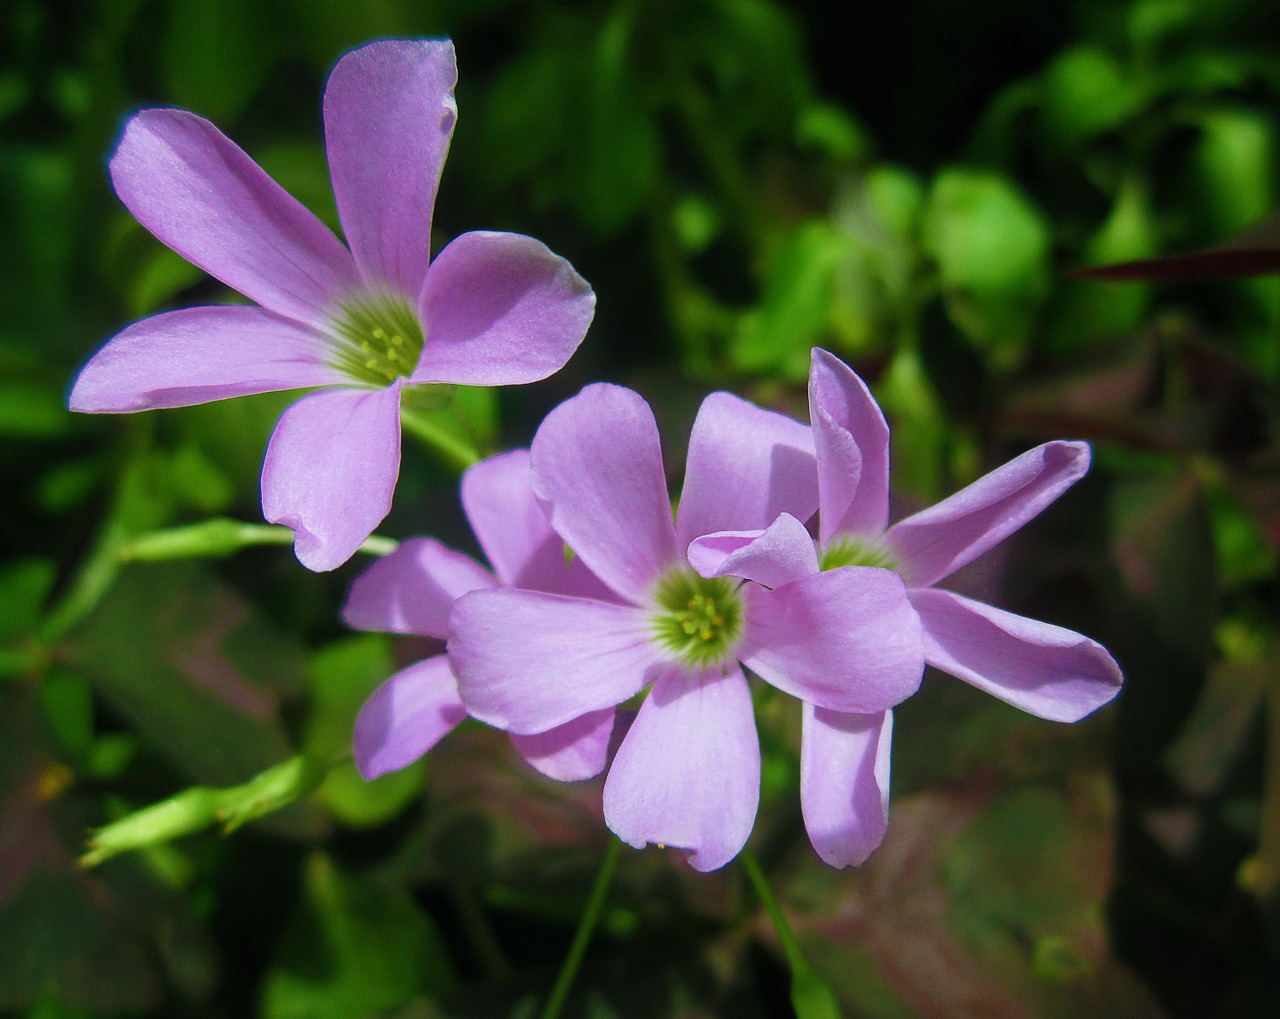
261 382 402 572
510 708 617 782
885 441 1091 588
687 514 819 589
413 231 594 385
530 384 677 603
449 589 662 734
809 348 890 543
109 109 358 328
324 39 456 297
603 664 760 873
910 588 1123 722
69 306 342 412
461 449 614 600
740 568 924 713
354 656 467 779
675 391 816 548
800 706 892 868
341 537 495 638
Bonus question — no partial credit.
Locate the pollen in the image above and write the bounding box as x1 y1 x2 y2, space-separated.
649 568 744 669
326 289 426 387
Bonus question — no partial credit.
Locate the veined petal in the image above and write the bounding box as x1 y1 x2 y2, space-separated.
109 108 358 329
809 348 890 543
354 656 467 779
886 441 1091 588
450 589 661 734
801 706 892 868
740 567 924 713
530 384 677 603
461 449 614 600
603 664 760 873
341 537 495 638
324 39 456 298
910 588 1123 722
675 391 816 548
510 708 617 782
688 513 819 589
413 231 594 385
261 381 402 572
69 306 342 413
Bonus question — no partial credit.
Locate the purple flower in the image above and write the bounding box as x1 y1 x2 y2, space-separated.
343 448 619 781
449 383 925 871
690 348 1123 867
69 39 595 571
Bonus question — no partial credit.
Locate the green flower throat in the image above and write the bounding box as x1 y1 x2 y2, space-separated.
650 569 744 669
327 291 425 386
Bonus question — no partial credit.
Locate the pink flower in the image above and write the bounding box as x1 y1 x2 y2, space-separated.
690 348 1123 867
69 39 595 571
343 449 619 781
449 383 925 871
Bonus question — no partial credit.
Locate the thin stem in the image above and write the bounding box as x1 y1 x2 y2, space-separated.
741 849 843 1019
539 839 622 1019
740 849 807 974
400 407 483 472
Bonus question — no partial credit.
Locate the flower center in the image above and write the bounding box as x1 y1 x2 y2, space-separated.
326 290 425 387
649 568 744 669
820 534 901 572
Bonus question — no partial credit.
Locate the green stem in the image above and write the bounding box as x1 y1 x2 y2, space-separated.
400 407 484 471
539 839 622 1019
740 849 807 974
741 849 842 1019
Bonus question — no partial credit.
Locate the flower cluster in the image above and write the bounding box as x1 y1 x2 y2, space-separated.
71 36 1122 873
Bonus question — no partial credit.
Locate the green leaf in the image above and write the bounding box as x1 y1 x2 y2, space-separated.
922 168 1050 362
1041 46 1143 147
61 562 305 786
1193 108 1275 237
161 0 277 121
733 220 855 379
262 853 454 1019
306 636 423 827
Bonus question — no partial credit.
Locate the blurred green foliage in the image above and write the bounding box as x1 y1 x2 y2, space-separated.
2 0 1279 1015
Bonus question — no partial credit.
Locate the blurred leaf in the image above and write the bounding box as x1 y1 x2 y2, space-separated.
877 345 948 502
307 636 423 827
795 102 870 162
62 562 305 786
1165 657 1267 796
262 853 454 1019
0 377 73 438
1042 46 1143 147
0 146 75 343
922 168 1050 362
162 0 276 122
0 558 55 644
733 220 854 379
125 246 205 319
1193 108 1275 237
568 10 659 235
1050 175 1158 350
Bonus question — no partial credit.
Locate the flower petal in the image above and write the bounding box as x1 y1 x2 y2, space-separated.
675 391 816 548
800 706 892 868
461 449 615 600
413 231 594 385
886 441 1091 588
809 348 890 543
109 108 358 328
324 39 456 297
740 567 924 713
688 513 819 589
341 537 495 638
603 664 760 873
261 381 402 572
530 383 677 603
510 708 617 782
450 588 662 734
354 655 467 779
910 588 1123 722
69 306 342 413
